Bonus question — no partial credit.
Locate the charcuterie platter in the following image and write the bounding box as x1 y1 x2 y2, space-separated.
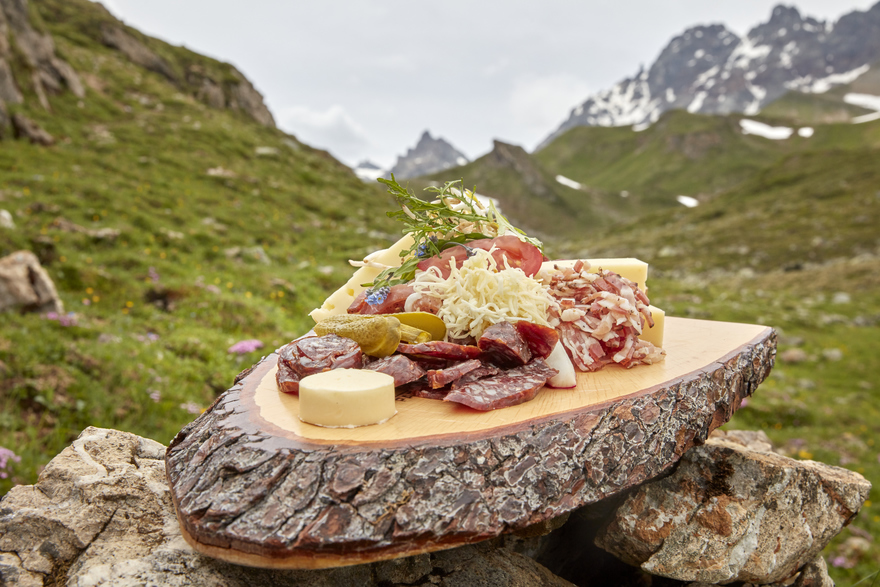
165 179 776 569
166 316 774 569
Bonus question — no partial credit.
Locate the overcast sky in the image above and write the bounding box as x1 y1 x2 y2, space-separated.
96 1 876 168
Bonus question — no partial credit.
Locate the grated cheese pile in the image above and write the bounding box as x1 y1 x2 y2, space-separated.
410 249 552 340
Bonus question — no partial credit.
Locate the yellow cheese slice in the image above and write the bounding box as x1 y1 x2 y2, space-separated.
309 233 415 323
640 305 665 347
540 258 648 293
298 369 396 428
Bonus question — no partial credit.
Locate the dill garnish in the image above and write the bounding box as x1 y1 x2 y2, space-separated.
364 176 542 290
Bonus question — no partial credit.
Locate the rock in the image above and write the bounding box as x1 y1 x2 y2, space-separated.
707 428 774 453
0 249 63 313
791 556 833 587
11 113 54 145
0 0 85 109
779 348 809 364
0 208 13 229
50 216 120 240
0 427 574 587
595 436 871 585
227 67 276 127
100 23 178 83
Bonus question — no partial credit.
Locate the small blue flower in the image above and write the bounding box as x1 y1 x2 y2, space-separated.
366 286 390 306
417 243 429 258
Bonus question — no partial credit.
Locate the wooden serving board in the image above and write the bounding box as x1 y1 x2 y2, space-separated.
165 317 776 570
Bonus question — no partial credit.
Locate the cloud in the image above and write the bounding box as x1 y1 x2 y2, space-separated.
507 73 593 149
277 104 371 165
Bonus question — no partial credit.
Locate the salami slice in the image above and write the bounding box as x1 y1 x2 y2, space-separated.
276 334 363 394
443 359 558 411
397 341 483 362
478 321 531 368
450 364 501 389
275 357 301 394
514 321 559 359
426 359 483 389
366 354 426 387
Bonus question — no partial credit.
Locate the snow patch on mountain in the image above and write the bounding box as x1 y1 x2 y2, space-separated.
539 2 880 149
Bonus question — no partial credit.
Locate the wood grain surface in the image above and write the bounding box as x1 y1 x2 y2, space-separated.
166 317 776 569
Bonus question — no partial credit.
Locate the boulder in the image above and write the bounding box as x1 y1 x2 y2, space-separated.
0 427 574 587
0 0 84 109
0 249 63 313
595 430 871 585
100 24 178 83
11 113 54 145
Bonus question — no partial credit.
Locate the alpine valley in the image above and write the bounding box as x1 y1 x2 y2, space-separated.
0 1 879 584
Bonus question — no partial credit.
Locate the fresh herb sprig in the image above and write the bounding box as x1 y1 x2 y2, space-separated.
363 176 541 295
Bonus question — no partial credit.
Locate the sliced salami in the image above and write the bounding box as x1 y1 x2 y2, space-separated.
275 357 301 394
443 359 558 411
397 341 483 362
478 321 531 368
276 334 363 394
366 354 426 387
426 359 483 389
451 364 501 389
514 321 559 359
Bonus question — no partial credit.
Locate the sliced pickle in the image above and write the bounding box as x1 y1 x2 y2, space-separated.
314 315 402 357
388 312 446 342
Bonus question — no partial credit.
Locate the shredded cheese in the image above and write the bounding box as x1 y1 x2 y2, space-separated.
411 249 552 340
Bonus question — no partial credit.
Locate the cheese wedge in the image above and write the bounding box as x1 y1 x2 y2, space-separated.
309 233 415 323
298 369 396 428
540 258 648 293
640 305 665 347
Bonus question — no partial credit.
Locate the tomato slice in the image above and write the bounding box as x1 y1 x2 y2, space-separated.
417 235 542 279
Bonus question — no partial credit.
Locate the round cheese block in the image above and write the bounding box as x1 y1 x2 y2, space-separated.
298 369 397 428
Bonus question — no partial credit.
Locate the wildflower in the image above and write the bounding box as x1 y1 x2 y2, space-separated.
228 339 264 354
365 286 390 306
0 447 21 479
148 266 160 283
148 390 161 402
739 397 749 408
179 402 202 415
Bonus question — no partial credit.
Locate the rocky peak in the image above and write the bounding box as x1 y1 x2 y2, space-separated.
389 130 468 179
539 1 880 148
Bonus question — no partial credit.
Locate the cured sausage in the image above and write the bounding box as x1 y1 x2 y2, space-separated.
514 321 559 359
397 340 483 362
426 359 483 389
366 354 425 387
276 334 363 394
478 321 531 368
443 359 558 411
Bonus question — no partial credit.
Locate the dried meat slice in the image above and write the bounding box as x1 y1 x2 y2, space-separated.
276 334 363 394
444 359 558 411
275 357 301 394
451 364 501 389
514 321 559 359
397 341 483 362
366 354 426 387
426 359 483 389
478 321 531 368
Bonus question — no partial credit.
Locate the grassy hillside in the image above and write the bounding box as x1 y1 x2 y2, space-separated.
1 1 879 583
543 117 880 583
0 0 398 492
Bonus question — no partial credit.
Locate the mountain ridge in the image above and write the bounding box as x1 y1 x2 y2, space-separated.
539 1 880 148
